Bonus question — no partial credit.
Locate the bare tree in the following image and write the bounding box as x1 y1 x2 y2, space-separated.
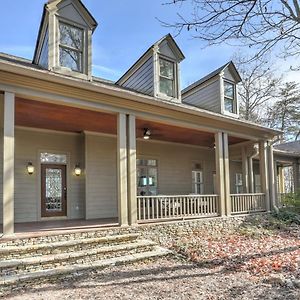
233 53 281 122
164 0 300 68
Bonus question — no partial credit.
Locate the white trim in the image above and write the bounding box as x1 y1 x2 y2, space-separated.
37 149 71 221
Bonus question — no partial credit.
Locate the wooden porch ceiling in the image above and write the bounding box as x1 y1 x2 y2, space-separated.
15 98 117 134
15 98 247 147
136 119 247 147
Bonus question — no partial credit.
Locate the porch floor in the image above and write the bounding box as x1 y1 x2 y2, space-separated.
1 218 119 240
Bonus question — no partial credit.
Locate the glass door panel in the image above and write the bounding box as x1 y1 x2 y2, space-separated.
41 164 67 217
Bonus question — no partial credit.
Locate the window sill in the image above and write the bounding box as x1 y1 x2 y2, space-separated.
52 66 89 81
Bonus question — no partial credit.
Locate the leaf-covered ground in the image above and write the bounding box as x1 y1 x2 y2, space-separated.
5 215 300 299
169 217 300 281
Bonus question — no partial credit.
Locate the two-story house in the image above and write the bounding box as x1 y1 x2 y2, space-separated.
0 0 287 237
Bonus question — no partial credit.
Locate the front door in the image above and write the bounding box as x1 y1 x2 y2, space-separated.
41 164 67 217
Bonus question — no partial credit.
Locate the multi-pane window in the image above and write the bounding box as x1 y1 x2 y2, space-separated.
224 81 235 113
137 159 158 196
192 170 204 194
235 173 243 194
159 58 175 97
254 174 261 193
59 22 83 72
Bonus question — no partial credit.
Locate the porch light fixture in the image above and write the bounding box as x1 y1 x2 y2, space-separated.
27 162 34 175
143 128 151 140
74 164 82 176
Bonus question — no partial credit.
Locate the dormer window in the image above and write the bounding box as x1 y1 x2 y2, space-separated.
159 58 175 97
224 81 236 113
59 22 84 72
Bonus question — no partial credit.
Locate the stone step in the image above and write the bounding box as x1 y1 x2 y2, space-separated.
0 239 156 276
0 227 133 248
0 246 171 294
0 233 139 260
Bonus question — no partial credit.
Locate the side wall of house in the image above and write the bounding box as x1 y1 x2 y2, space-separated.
182 79 221 114
85 134 118 219
137 140 216 195
120 57 154 96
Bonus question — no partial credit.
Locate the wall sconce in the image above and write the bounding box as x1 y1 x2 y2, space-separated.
27 162 34 175
143 128 151 140
74 164 82 176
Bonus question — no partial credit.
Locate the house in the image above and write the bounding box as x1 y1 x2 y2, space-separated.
273 141 300 205
0 0 285 237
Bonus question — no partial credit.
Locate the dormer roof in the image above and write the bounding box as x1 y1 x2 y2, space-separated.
116 34 184 85
33 0 97 64
182 61 241 95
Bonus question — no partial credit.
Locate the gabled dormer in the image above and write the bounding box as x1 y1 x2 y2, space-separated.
33 0 97 80
116 34 185 103
182 61 242 118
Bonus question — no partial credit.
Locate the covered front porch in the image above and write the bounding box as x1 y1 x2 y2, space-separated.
0 91 274 236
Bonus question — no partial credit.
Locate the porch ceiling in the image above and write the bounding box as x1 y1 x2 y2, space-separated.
136 119 247 147
15 98 248 147
15 98 117 134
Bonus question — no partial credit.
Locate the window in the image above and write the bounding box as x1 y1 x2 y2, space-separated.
192 170 204 194
40 153 67 164
137 159 158 196
224 81 236 113
254 174 261 193
59 22 84 72
159 58 175 97
235 173 243 194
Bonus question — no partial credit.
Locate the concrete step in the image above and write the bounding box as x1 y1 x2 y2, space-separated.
0 233 139 260
0 239 156 276
0 246 171 295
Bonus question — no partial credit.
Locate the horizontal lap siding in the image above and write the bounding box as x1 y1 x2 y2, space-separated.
85 134 117 219
137 141 216 195
13 129 85 223
121 58 154 96
183 79 221 113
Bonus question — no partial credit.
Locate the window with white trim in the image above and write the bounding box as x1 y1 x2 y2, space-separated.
224 81 236 113
192 170 204 194
137 159 158 196
159 58 175 97
59 22 84 72
235 173 243 194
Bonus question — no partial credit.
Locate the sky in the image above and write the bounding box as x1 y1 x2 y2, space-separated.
0 0 299 88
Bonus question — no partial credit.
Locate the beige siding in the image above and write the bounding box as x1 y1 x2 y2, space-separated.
12 129 85 223
137 140 216 195
85 134 117 219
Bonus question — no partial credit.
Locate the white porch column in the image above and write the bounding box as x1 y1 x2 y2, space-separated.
242 147 249 193
215 132 226 216
223 133 231 215
248 157 254 193
259 141 270 211
267 143 276 209
117 113 128 226
3 92 15 236
127 115 137 225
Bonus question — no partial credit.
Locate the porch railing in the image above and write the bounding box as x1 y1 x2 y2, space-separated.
230 193 266 214
137 194 219 222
